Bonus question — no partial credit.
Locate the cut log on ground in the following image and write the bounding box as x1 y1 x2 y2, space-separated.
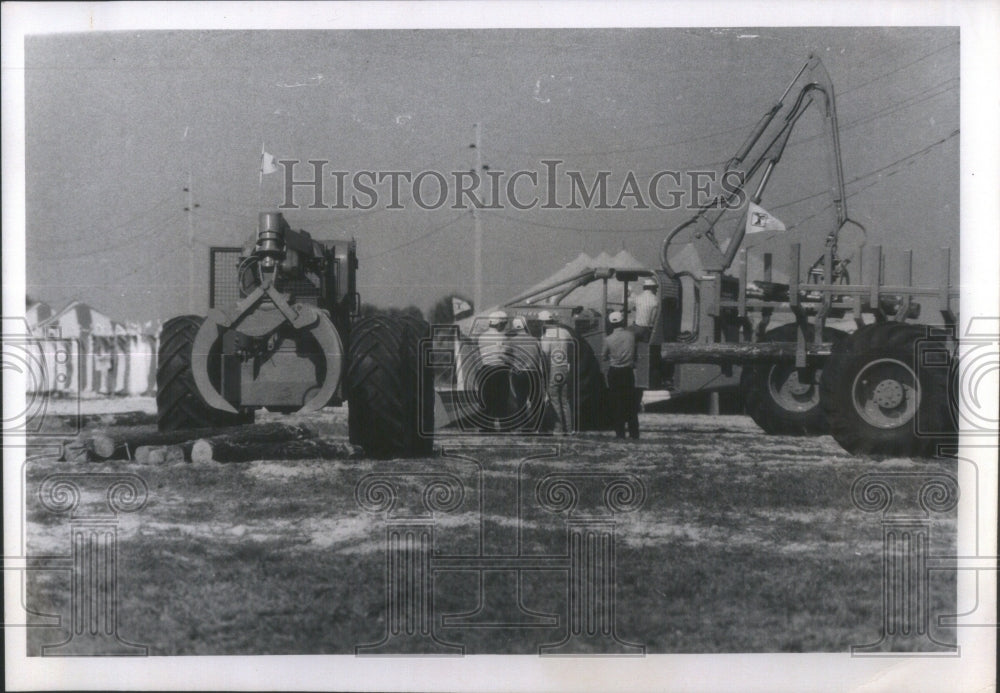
134 445 186 464
62 438 99 463
191 436 361 464
52 411 158 429
65 422 314 461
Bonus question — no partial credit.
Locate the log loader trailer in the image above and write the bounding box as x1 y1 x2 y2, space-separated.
436 54 959 457
155 211 433 458
656 54 959 456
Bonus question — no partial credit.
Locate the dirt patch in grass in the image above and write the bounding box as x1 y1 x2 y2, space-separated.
22 409 958 655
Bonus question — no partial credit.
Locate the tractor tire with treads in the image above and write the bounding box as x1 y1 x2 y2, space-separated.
572 328 610 431
346 315 434 458
156 315 253 432
819 322 955 457
741 323 845 435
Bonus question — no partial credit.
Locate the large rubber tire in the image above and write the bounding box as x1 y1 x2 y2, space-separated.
156 315 254 432
741 323 845 435
819 322 955 457
346 315 434 458
572 329 610 431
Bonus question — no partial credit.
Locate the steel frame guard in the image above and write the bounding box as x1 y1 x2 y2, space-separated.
191 286 343 414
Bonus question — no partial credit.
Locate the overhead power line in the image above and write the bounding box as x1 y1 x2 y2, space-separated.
769 127 959 212
738 130 959 245
625 76 957 179
485 128 958 236
360 214 467 261
41 211 186 261
839 40 959 96
490 41 958 160
32 192 182 249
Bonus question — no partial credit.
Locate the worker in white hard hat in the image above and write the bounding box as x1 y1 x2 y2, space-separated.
539 310 576 434
629 275 665 406
631 276 660 343
507 316 545 431
602 310 639 439
477 310 512 431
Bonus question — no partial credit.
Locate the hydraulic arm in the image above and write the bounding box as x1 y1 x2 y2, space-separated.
661 54 864 281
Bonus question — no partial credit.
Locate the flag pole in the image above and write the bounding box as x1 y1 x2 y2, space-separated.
473 122 483 313
258 142 265 210
187 170 195 314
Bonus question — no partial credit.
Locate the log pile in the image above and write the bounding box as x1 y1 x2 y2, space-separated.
69 410 159 427
58 418 359 464
135 445 186 464
33 410 158 436
191 436 359 463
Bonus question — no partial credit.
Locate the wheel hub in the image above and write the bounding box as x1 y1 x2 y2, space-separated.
768 366 818 413
872 379 905 408
785 371 812 396
851 358 920 430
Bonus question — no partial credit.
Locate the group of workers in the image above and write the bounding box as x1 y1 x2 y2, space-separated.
475 276 660 440
476 309 576 434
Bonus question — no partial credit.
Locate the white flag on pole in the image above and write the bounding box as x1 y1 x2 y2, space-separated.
260 151 279 176
745 202 786 234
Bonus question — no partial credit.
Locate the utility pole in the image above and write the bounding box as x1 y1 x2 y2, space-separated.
184 172 198 314
473 122 483 313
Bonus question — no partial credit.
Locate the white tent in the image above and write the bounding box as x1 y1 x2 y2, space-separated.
455 244 795 338
29 301 158 397
668 239 791 285
25 299 53 327
126 321 159 396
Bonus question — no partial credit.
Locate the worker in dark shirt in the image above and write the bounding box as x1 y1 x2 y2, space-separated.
601 310 639 439
507 316 545 431
477 310 511 431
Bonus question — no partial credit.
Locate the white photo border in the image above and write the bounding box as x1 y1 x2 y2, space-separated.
3 2 996 691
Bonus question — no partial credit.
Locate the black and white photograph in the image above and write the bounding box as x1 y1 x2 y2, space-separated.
3 2 997 691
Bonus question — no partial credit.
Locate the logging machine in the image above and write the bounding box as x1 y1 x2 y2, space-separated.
438 54 959 456
156 211 433 457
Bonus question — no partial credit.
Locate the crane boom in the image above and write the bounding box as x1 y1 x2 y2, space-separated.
661 54 860 280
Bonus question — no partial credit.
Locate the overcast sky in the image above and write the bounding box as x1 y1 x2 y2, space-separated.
25 27 959 321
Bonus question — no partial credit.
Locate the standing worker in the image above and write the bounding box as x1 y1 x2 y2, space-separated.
602 310 639 439
630 275 663 408
632 277 660 342
507 316 545 430
539 310 575 435
477 310 511 431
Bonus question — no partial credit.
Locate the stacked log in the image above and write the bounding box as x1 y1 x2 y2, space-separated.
190 436 359 463
63 423 314 462
52 410 158 430
134 445 186 464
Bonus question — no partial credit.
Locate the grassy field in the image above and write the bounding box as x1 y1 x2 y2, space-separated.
23 402 957 655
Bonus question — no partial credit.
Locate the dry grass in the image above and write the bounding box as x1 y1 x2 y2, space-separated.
24 408 957 654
